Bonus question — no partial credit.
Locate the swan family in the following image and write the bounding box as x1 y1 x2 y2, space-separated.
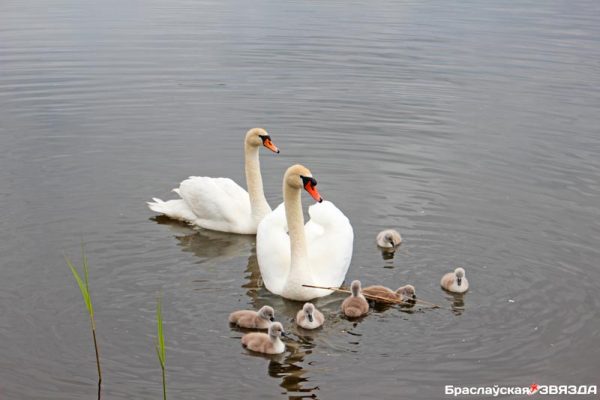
149 127 470 355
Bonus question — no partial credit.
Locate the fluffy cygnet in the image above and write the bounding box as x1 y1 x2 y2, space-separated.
440 267 469 293
376 229 402 251
362 284 416 302
241 321 286 354
341 280 369 318
295 302 325 330
396 284 416 301
228 305 274 329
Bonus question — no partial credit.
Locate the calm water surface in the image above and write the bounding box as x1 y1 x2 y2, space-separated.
1 0 599 399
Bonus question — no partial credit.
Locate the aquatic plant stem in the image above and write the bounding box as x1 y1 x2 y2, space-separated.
66 245 102 398
91 322 102 385
155 295 167 400
162 364 167 400
92 321 102 400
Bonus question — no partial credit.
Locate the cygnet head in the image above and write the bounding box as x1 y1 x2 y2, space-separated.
245 128 279 153
302 303 315 323
268 322 286 338
350 280 362 297
378 229 402 248
258 305 275 322
284 164 323 203
455 267 466 286
396 284 416 300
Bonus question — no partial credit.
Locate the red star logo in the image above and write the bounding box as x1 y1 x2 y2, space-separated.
529 383 539 395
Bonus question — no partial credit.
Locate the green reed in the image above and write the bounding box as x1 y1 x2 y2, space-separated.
155 295 167 400
65 245 102 388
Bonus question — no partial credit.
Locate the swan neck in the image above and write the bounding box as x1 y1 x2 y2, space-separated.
284 182 309 268
245 142 269 219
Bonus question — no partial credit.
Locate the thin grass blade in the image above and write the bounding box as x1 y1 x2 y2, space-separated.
66 255 93 315
156 296 166 364
81 244 94 317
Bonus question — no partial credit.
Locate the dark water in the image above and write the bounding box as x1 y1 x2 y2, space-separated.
1 0 600 398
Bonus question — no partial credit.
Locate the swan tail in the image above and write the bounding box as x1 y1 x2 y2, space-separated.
147 198 197 223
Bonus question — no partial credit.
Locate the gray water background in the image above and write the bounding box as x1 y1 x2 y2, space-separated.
1 0 600 398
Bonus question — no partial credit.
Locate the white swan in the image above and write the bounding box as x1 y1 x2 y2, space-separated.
147 128 279 234
257 164 353 301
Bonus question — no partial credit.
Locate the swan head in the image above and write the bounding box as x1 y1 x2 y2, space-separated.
350 280 362 297
284 164 323 203
302 302 315 322
396 284 416 301
258 305 275 322
455 267 465 286
268 322 286 338
245 128 279 153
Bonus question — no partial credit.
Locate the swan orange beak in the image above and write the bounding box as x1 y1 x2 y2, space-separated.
261 136 280 153
302 176 323 203
306 185 323 203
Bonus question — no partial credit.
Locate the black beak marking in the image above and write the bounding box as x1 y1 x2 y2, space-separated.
300 175 318 188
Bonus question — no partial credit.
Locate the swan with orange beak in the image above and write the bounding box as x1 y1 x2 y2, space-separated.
301 175 323 203
148 128 280 234
257 164 354 301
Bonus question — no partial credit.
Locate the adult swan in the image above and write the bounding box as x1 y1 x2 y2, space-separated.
147 128 279 234
257 164 353 301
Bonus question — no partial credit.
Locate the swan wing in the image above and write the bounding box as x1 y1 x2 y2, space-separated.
177 176 253 233
305 200 354 288
256 203 291 294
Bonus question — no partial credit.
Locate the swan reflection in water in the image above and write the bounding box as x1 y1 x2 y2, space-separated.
152 215 255 263
441 290 466 316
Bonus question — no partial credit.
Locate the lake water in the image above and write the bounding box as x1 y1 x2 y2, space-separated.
1 0 599 398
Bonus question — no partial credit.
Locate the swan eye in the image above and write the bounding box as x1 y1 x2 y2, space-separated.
259 135 280 153
300 176 317 188
300 175 323 202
